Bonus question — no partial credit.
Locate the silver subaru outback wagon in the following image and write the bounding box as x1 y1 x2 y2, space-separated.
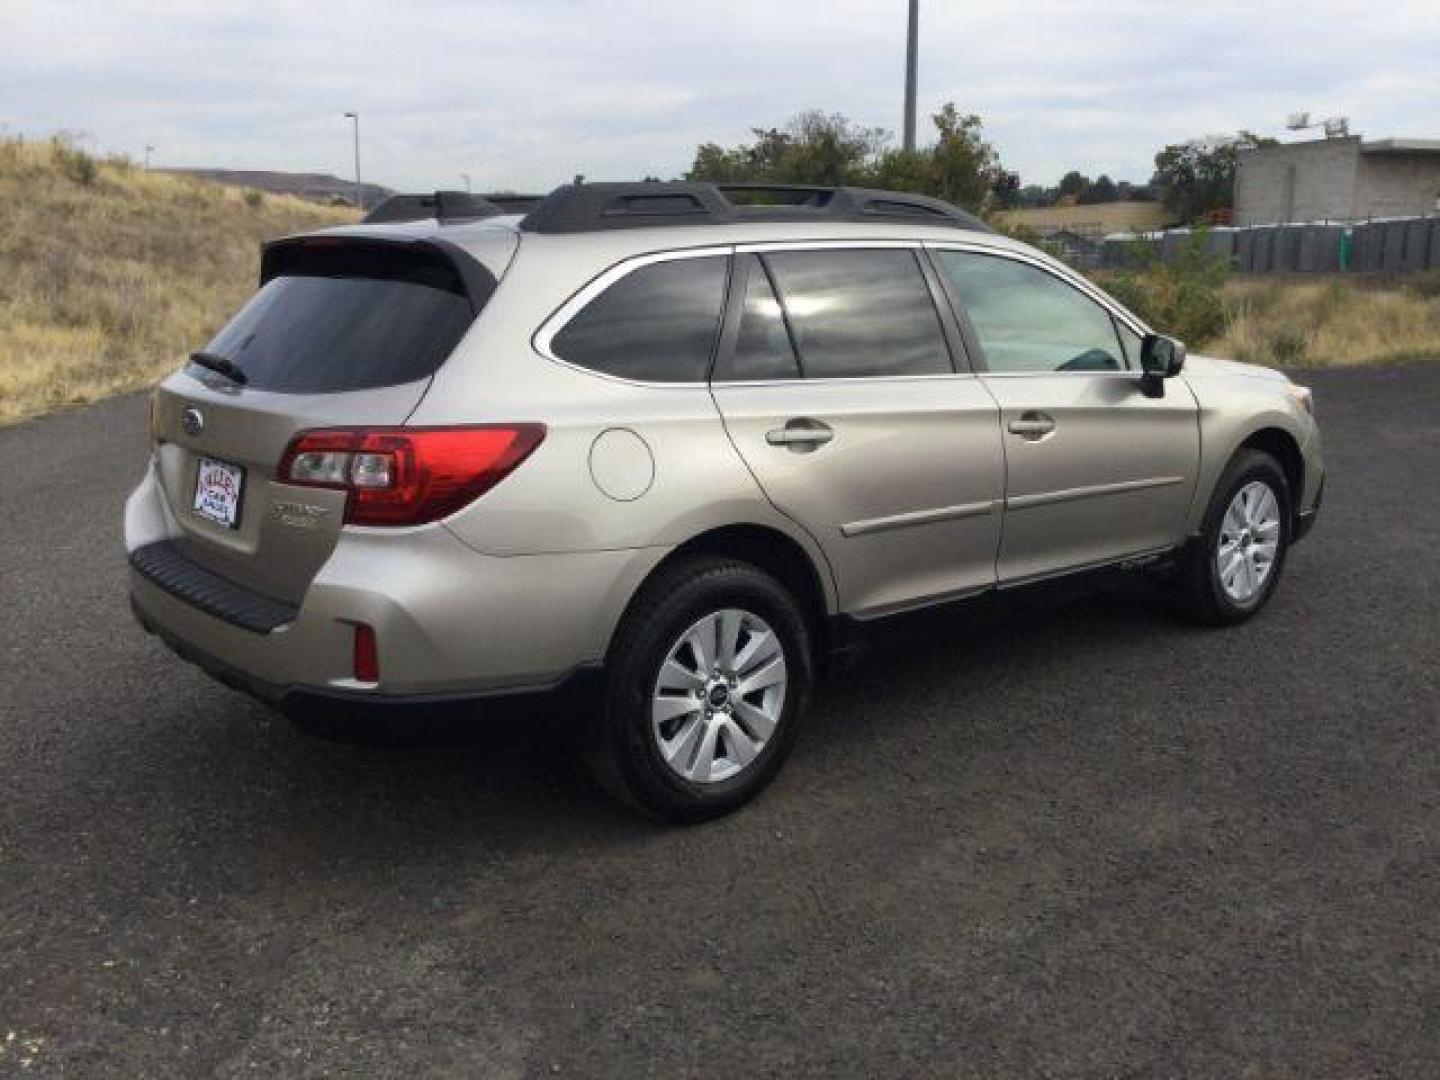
126 182 1324 821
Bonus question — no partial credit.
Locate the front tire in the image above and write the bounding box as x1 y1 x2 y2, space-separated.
1177 448 1292 625
588 556 814 822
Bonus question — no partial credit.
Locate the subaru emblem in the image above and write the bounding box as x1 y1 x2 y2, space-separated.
181 406 204 437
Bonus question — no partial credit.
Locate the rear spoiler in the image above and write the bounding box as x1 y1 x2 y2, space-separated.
362 190 542 224
259 235 498 314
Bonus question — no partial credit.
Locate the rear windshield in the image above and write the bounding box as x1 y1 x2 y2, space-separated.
194 243 478 393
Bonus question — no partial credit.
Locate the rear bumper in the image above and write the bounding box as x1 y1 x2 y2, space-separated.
125 464 667 704
130 593 603 715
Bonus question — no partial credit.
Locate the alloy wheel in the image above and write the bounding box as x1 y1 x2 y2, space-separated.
1216 480 1282 603
651 608 788 784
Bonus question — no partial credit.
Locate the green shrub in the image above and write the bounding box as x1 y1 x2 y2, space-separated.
1406 269 1440 300
1268 324 1309 364
53 138 97 185
243 189 263 209
1093 230 1229 347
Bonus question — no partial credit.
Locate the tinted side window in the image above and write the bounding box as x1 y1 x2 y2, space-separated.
762 249 951 378
552 256 727 382
730 255 801 381
936 251 1128 373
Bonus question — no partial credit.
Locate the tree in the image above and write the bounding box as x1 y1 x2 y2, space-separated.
1116 179 1152 202
686 112 883 187
1152 131 1276 223
685 103 1006 214
1080 173 1118 204
1058 170 1089 200
990 168 1022 209
927 103 1001 211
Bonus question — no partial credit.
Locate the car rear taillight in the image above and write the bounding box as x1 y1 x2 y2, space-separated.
278 425 546 526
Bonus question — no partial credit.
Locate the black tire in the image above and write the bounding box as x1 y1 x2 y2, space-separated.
587 556 814 823
1177 448 1292 625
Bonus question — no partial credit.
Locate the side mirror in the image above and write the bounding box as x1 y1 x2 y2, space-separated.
1140 334 1186 379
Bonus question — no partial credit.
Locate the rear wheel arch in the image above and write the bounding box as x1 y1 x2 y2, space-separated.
619 524 833 652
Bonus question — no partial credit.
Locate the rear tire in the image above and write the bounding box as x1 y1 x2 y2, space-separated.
1177 448 1292 625
587 556 814 822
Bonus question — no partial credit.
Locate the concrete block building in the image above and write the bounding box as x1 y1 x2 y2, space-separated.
1235 137 1440 225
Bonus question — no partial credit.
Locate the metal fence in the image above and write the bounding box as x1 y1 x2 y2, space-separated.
1094 216 1440 274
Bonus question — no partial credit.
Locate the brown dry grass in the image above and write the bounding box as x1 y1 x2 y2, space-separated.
0 137 356 424
1209 275 1440 368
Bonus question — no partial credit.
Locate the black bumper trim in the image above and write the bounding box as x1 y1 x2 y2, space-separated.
129 594 604 717
129 540 298 634
1294 474 1324 542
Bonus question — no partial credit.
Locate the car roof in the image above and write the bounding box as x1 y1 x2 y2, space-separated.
309 212 1039 261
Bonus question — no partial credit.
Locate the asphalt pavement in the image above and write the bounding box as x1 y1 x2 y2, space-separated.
1 366 1437 1077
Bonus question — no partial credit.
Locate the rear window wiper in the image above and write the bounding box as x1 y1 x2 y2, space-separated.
189 350 249 386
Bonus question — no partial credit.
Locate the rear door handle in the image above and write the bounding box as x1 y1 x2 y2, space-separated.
1007 412 1056 439
766 419 834 451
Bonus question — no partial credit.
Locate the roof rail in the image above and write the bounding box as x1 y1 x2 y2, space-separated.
363 190 505 224
517 181 993 234
481 193 546 214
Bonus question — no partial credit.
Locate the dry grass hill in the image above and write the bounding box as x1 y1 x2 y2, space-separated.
0 137 356 424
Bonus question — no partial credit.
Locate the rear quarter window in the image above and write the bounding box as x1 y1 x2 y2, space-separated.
194 242 481 393
550 255 728 382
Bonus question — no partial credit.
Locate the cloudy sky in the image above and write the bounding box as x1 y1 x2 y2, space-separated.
3 0 1437 193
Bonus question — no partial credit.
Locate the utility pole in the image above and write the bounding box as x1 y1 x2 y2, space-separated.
903 0 919 152
343 111 361 210
460 172 472 193
144 144 154 171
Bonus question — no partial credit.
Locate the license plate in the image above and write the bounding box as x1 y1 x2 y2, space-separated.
193 457 245 529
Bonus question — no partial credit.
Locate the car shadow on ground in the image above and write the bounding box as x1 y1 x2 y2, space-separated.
130 573 1198 857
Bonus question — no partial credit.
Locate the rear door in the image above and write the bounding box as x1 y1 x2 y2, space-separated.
150 236 504 604
711 245 1004 617
929 246 1200 584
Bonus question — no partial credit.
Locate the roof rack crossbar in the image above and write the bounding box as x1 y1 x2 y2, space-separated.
517 181 992 234
363 190 507 224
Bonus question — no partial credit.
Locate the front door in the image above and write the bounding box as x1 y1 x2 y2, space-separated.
711 248 1004 616
930 246 1200 584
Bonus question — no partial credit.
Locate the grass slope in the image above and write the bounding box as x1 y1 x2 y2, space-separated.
1211 276 1440 368
0 138 356 424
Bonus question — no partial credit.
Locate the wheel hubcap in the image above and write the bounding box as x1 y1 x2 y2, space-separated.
1216 480 1281 603
651 608 788 784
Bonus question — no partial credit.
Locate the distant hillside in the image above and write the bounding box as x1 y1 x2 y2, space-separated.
162 167 392 209
0 138 358 423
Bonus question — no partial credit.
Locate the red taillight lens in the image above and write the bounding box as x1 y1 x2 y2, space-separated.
278 425 545 526
352 623 379 682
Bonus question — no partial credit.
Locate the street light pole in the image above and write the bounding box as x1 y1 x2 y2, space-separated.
144 144 154 171
460 172 472 193
343 111 361 210
903 0 919 152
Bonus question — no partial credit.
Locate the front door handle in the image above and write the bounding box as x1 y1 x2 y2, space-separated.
766 419 834 451
1007 412 1056 439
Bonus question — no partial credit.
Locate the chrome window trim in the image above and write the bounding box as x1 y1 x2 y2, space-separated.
534 238 1126 389
735 238 926 253
923 240 1154 370
536 239 984 389
532 246 734 388
710 372 978 388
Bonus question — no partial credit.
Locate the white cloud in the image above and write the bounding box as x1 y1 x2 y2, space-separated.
1 0 1435 192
